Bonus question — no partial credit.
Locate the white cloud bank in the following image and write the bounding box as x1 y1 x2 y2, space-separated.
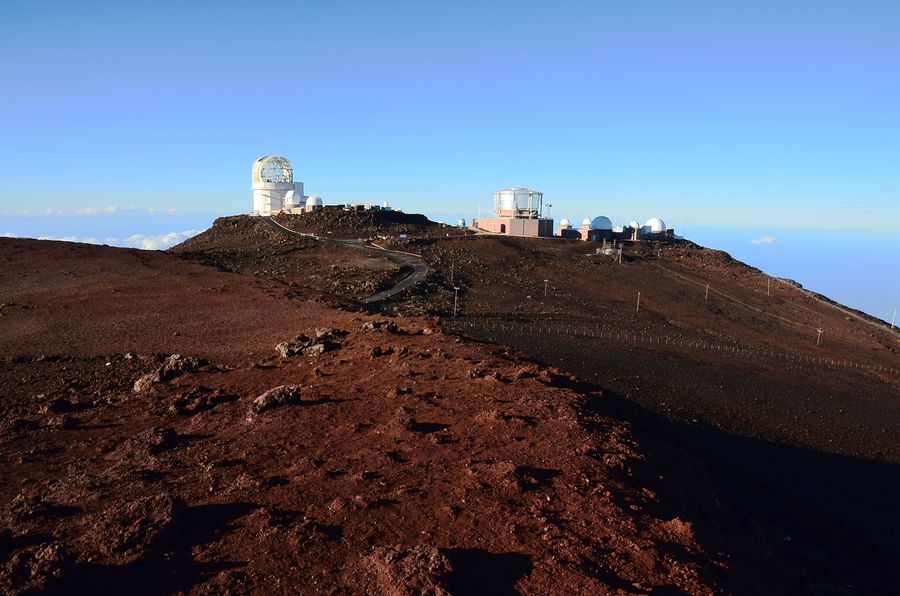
121 230 199 250
2 230 200 251
750 235 777 245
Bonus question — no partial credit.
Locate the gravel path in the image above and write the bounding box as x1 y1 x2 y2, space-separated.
263 216 428 303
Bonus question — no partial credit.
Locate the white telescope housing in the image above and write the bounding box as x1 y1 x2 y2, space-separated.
252 156 305 216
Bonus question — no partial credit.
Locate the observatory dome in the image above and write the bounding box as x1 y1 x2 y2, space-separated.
559 218 571 228
283 190 302 207
643 217 666 233
591 216 613 230
306 194 323 207
629 221 641 230
252 156 293 184
581 218 592 227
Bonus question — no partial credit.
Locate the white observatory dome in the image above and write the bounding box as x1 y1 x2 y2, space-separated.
581 218 592 227
252 155 293 184
629 220 641 230
643 217 666 233
559 218 571 228
591 216 613 230
283 190 302 207
306 194 323 207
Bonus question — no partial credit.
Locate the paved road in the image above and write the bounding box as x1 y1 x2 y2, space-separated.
263 216 429 304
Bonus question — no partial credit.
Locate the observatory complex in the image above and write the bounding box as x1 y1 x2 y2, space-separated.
249 159 674 244
472 188 554 237
472 187 674 242
557 215 674 242
251 156 324 216
251 155 395 216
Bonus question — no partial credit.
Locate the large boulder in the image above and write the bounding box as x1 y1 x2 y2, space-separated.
248 385 303 420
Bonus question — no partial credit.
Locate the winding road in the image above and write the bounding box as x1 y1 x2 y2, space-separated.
263 216 429 304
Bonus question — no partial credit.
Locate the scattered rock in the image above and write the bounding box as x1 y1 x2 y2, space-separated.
248 385 303 419
1 542 72 593
467 367 486 379
159 354 203 381
363 545 452 596
170 387 235 416
315 327 346 340
361 320 400 333
386 387 413 399
91 493 187 559
7 494 52 522
371 346 394 359
47 414 77 429
276 331 341 357
513 365 539 380
134 426 178 454
133 372 157 394
133 354 205 393
303 343 327 356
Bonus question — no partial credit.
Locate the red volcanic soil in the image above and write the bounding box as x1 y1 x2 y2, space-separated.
1 237 897 594
171 216 407 301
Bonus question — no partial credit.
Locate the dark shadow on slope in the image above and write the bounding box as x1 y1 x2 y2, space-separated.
454 324 900 594
70 502 257 595
441 548 533 596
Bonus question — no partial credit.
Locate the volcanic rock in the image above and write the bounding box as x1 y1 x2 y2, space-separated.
1 542 72 594
248 385 303 419
362 545 452 596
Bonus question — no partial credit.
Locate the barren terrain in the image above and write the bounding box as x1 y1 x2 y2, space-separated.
1 215 898 594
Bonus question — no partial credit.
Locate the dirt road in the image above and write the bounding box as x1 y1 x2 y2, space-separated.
263 216 428 303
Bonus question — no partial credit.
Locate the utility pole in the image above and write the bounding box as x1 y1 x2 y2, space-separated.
453 287 459 317
636 291 641 312
817 328 822 346
543 279 549 297
705 284 709 301
892 309 896 330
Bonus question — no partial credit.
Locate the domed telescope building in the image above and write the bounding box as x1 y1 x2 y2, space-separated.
251 155 323 216
473 187 554 237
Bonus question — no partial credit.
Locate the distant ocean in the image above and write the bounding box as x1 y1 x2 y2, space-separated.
669 225 898 324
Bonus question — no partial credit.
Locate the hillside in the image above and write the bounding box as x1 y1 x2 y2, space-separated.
166 214 900 590
0 237 809 593
1 223 897 593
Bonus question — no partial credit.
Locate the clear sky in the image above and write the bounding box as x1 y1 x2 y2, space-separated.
1 1 898 318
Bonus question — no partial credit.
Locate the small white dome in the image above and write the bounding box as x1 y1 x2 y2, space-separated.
559 218 571 228
591 216 613 230
306 194 323 207
581 218 592 227
283 190 302 207
629 220 641 229
643 217 666 233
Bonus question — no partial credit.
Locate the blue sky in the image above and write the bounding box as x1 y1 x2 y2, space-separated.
1 1 897 318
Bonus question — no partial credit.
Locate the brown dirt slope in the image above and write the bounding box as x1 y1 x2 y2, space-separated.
3 238 896 593
171 216 405 302
268 209 454 240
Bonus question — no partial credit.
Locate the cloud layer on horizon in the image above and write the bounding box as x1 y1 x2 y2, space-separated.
1 230 200 251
